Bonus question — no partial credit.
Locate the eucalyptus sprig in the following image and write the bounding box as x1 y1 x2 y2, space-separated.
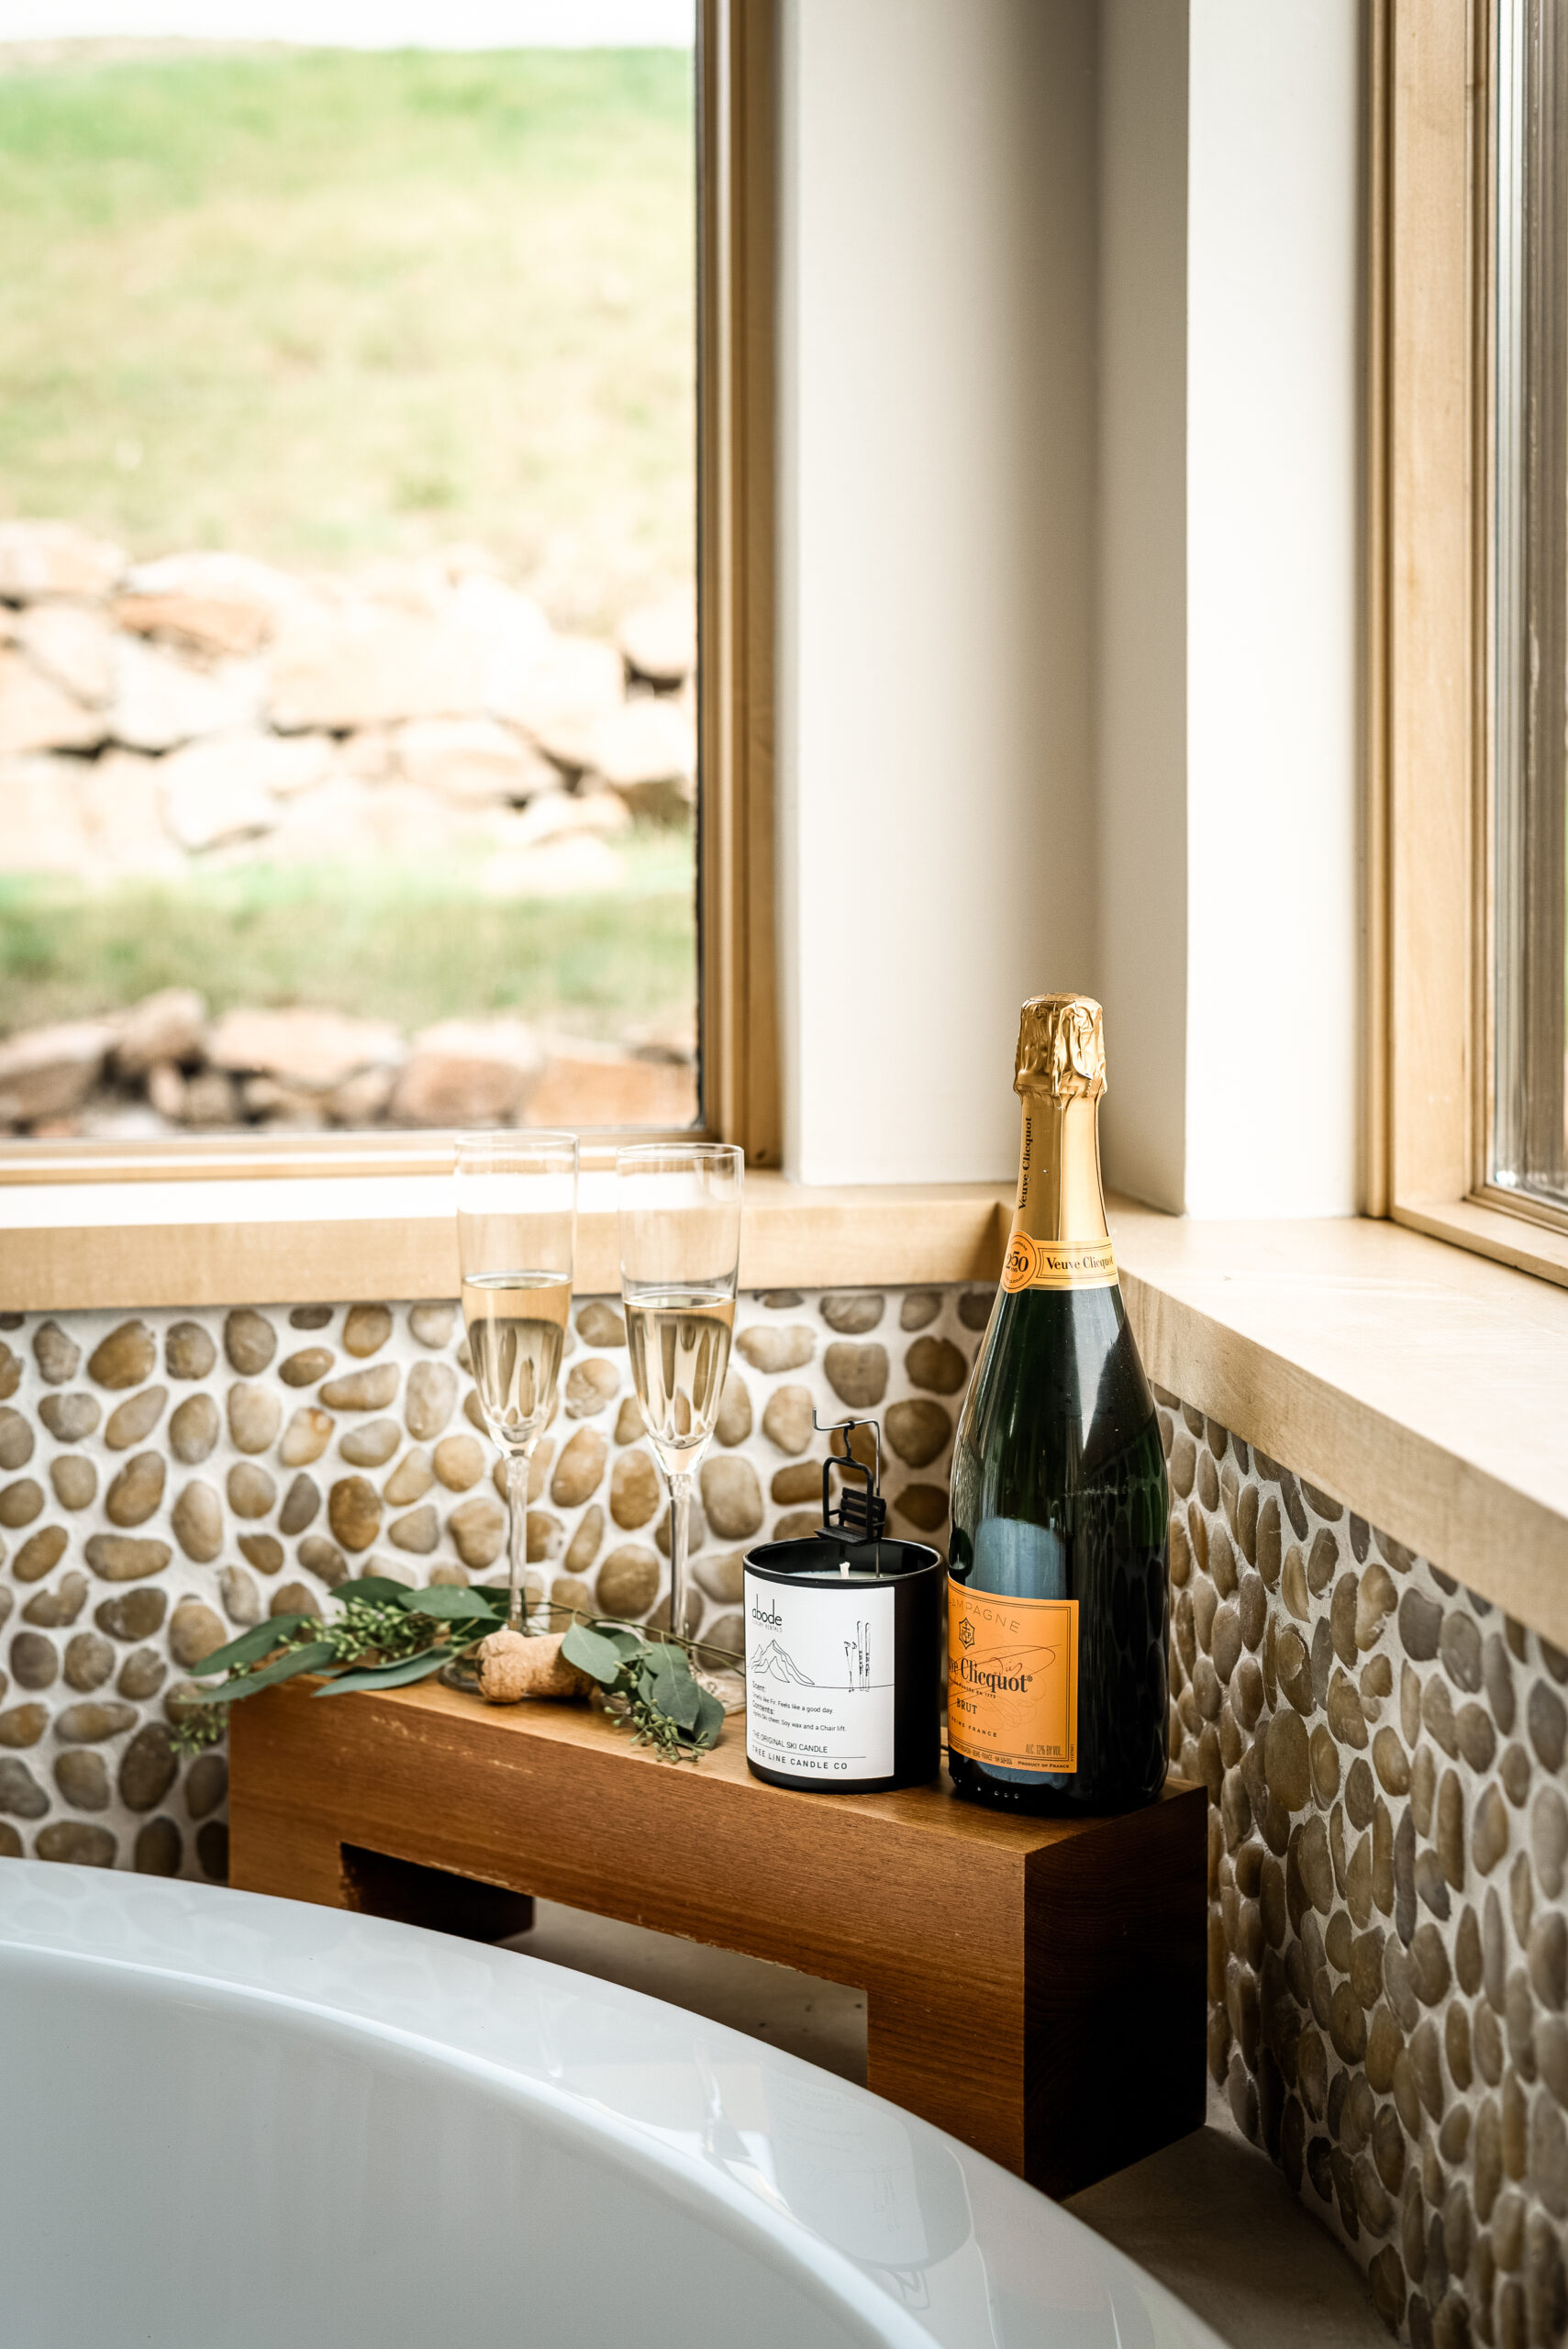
169 1574 492 1752
170 1576 729 1761
561 1620 726 1761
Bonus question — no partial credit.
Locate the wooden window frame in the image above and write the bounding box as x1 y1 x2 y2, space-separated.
1374 0 1568 1286
697 0 780 1173
0 4 778 1190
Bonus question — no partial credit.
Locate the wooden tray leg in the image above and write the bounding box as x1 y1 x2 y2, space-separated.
228 1803 349 1911
867 1980 1029 2179
1023 1788 1208 2198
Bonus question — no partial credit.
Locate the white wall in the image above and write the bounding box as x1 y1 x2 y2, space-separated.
1182 0 1361 1216
776 0 1099 1186
775 0 1363 1215
1095 0 1189 1214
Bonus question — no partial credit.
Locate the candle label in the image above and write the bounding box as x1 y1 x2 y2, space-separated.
744 1571 896 1782
946 1586 1079 1774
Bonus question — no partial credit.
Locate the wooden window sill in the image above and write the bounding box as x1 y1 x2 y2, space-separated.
1112 1203 1568 1651
2 1180 1562 1642
1393 1193 1568 1291
0 1171 1012 1315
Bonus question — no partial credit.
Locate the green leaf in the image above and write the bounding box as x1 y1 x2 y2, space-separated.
405 1586 497 1622
591 1623 644 1660
194 1641 338 1705
641 1641 699 1706
656 1661 702 1731
185 1617 313 1681
332 1576 421 1606
691 1687 726 1750
562 1621 628 1686
313 1649 450 1694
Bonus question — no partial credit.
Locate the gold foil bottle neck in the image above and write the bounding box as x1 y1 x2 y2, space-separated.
1014 995 1107 1102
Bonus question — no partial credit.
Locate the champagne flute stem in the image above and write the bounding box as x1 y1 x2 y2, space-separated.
667 1469 695 1644
506 1449 533 1632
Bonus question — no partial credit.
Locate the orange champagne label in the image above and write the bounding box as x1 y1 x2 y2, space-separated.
1001 1230 1117 1292
947 1584 1078 1773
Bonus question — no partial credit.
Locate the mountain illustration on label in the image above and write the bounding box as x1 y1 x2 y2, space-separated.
751 1638 816 1687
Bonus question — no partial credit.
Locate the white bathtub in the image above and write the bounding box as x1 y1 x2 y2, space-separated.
0 1864 1221 2349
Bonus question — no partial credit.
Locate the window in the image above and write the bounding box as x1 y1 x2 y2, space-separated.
0 6 784 1163
1378 0 1568 1285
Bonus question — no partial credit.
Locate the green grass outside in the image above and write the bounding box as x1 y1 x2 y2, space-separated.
0 43 697 1052
0 42 695 628
0 827 696 1041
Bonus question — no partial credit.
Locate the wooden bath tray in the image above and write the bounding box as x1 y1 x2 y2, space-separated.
228 1681 1206 2199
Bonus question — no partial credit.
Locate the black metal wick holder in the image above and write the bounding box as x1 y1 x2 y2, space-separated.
816 1408 888 1549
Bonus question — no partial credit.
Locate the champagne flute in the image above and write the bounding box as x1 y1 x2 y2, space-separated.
617 1142 743 1651
456 1131 578 1632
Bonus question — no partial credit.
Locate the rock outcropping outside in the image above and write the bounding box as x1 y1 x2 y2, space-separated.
0 521 697 1135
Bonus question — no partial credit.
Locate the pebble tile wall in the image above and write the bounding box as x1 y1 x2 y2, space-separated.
0 1285 984 1882
0 1283 1561 2346
1156 1386 1568 2349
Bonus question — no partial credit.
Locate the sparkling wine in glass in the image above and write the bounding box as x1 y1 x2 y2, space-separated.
456 1131 578 1631
617 1143 743 1652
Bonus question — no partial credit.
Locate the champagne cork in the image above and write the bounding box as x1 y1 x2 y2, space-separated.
1013 995 1107 1102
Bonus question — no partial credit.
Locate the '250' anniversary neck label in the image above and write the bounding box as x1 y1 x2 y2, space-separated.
947 1585 1078 1774
1001 1230 1117 1292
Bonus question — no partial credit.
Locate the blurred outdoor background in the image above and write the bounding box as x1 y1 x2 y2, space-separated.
0 0 700 1138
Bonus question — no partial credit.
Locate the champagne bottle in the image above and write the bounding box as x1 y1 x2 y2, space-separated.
948 995 1169 1813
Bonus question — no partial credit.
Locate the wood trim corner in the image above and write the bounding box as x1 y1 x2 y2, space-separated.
698 0 781 1168
1365 0 1393 1219
1386 0 1477 1216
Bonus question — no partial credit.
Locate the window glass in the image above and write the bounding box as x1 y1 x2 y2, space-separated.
0 4 697 1142
1494 0 1568 1207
